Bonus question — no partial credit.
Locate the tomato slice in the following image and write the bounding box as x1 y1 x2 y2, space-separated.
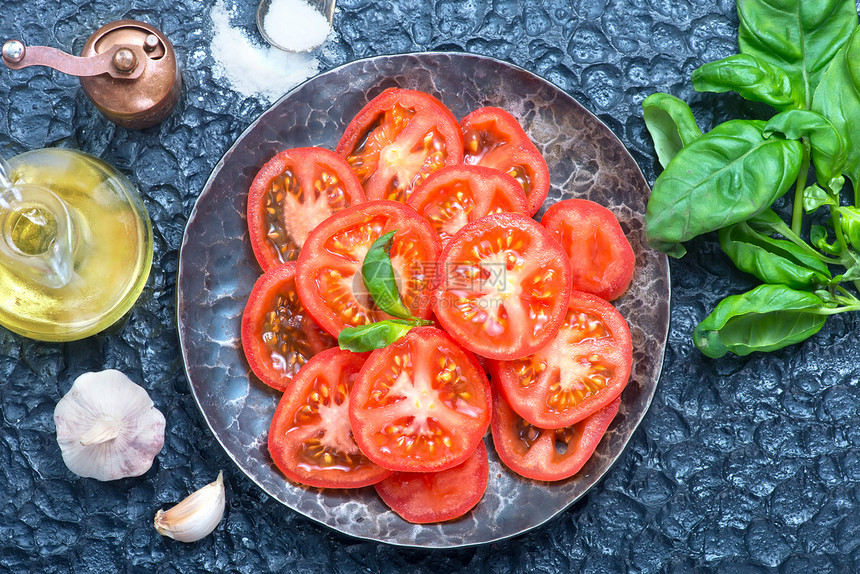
295 200 441 336
490 290 632 428
405 164 528 246
541 198 635 301
433 212 571 360
349 327 491 472
335 88 464 203
374 441 489 524
241 262 336 392
491 389 619 482
267 348 391 488
247 147 366 271
460 107 550 215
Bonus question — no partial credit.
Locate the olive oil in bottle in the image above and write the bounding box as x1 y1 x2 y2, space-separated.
0 148 153 341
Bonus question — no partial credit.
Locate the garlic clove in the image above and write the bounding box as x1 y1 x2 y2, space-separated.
54 369 166 481
154 471 226 543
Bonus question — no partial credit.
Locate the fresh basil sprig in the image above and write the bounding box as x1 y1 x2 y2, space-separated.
643 0 860 356
337 230 431 352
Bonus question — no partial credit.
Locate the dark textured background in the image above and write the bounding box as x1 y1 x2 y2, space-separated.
1 0 859 572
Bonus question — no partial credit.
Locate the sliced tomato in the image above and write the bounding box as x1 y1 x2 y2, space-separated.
491 291 632 428
433 213 571 360
541 198 635 301
374 441 489 524
247 147 366 270
267 348 391 488
349 327 491 473
460 107 550 215
491 389 619 482
295 200 441 336
241 262 336 392
405 164 528 246
336 88 464 203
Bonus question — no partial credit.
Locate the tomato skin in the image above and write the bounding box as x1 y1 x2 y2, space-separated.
460 107 550 215
406 164 528 246
491 389 619 482
247 147 366 271
540 198 635 301
295 200 441 336
374 441 489 524
490 290 632 428
349 327 491 473
335 88 464 203
241 262 336 392
433 212 572 361
267 348 392 488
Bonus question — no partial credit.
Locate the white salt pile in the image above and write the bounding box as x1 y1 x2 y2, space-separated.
263 0 331 52
209 0 319 103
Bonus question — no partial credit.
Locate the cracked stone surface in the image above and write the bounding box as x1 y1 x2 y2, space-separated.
1 0 859 571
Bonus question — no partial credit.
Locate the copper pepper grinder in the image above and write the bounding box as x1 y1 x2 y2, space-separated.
1 20 182 130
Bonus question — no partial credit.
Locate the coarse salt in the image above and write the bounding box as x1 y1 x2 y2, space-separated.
209 0 319 103
263 0 331 52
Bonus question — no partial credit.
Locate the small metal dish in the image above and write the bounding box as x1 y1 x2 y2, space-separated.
256 0 336 53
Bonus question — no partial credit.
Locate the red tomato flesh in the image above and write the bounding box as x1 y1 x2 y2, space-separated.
406 164 528 246
541 198 635 301
349 327 491 473
433 212 571 360
374 440 489 524
241 262 336 392
460 106 550 215
247 147 366 271
267 348 391 488
491 389 619 482
336 88 464 203
491 290 632 428
295 200 441 336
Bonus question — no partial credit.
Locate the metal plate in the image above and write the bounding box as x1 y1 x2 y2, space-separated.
177 52 670 548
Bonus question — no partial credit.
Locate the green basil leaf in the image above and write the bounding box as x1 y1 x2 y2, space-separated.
803 184 837 213
738 0 858 109
693 284 827 358
645 120 803 256
691 54 800 110
815 289 838 307
810 224 842 256
338 319 418 352
763 109 846 192
837 206 860 251
746 208 787 233
719 222 832 289
812 26 860 190
841 249 860 281
642 92 703 168
362 230 418 321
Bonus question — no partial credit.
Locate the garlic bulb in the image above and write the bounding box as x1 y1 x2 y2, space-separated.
54 369 166 481
154 471 226 542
